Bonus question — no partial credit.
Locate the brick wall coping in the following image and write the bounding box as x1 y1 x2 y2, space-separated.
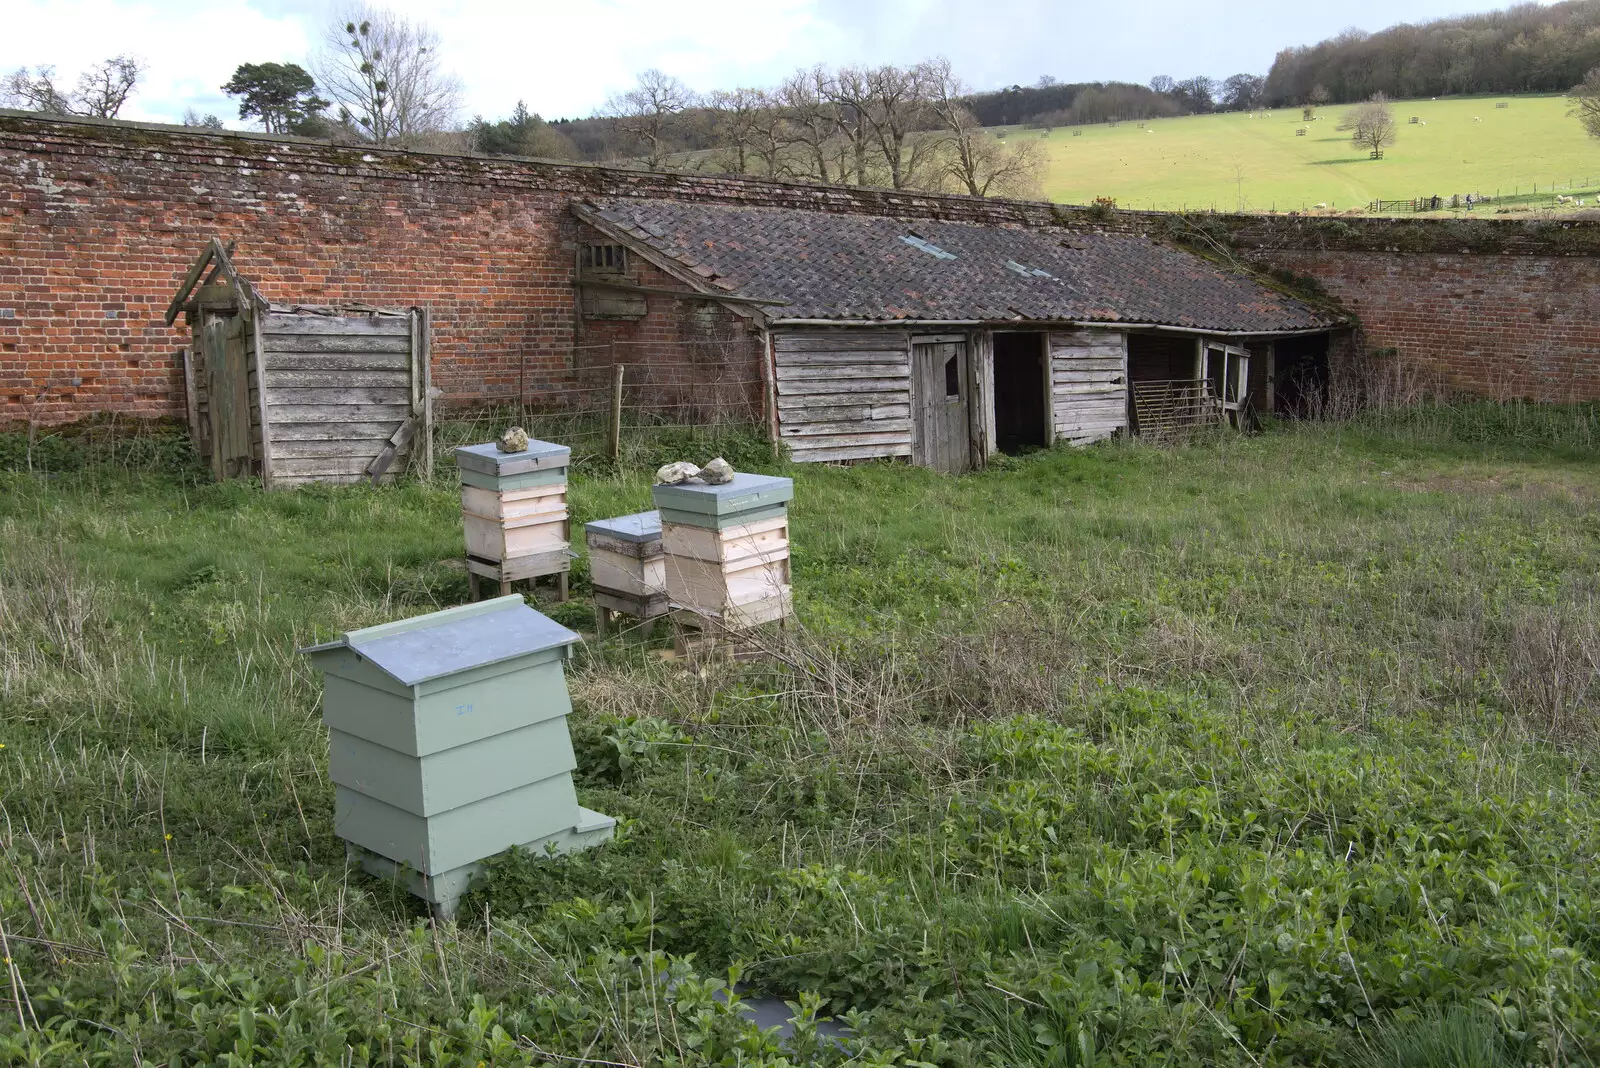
9 110 1600 258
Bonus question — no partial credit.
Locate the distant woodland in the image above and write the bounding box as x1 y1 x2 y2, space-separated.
1264 0 1600 104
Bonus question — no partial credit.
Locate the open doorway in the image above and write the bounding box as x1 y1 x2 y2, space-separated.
1272 334 1331 418
993 332 1049 453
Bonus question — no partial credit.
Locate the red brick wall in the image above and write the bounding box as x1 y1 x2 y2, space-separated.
1247 248 1600 401
4 112 1599 425
0 114 1033 426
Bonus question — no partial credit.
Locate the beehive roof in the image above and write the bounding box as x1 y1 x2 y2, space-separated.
301 596 577 686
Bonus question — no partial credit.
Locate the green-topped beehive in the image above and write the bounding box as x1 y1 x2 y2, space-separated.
652 473 794 629
302 595 613 919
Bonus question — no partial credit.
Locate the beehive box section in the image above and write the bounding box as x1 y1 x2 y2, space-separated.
455 440 573 588
652 474 794 628
584 511 668 616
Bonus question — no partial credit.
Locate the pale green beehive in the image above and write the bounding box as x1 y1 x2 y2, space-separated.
303 595 613 918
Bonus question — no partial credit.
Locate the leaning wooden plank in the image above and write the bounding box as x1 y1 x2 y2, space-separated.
261 334 412 354
264 386 412 406
783 418 914 437
164 244 216 325
263 315 412 335
263 369 412 388
366 417 417 484
265 352 412 372
181 347 201 444
788 442 913 463
251 311 275 489
419 305 433 481
268 403 414 422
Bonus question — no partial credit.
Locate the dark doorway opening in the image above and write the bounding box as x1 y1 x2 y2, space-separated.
1273 334 1331 418
993 332 1049 453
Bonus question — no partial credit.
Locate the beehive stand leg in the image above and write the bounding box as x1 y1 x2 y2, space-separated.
641 616 658 641
466 568 481 602
595 606 610 638
558 572 569 602
498 574 512 597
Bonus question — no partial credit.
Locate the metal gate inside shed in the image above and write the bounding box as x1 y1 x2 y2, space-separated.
168 239 434 488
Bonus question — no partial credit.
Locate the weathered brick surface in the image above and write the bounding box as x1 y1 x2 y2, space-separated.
1246 248 1600 401
2 112 1598 424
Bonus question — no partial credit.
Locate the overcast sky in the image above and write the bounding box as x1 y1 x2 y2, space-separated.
3 0 1526 127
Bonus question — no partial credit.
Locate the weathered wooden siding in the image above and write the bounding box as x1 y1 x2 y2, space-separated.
1048 328 1128 445
260 312 421 485
773 330 913 463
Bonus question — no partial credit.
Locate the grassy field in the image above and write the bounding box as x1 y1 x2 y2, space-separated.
1019 93 1600 214
3 407 1600 1065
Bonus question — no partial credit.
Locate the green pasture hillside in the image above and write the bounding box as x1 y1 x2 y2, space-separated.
1018 93 1600 213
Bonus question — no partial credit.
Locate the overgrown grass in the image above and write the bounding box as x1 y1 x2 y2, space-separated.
1 408 1598 1065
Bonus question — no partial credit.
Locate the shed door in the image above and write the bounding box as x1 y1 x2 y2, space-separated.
203 313 252 481
913 338 973 474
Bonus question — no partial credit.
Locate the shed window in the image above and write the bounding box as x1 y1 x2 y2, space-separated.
944 354 961 398
581 244 627 273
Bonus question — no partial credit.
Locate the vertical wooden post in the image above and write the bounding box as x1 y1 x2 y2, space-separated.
607 362 624 460
420 306 434 481
250 307 274 490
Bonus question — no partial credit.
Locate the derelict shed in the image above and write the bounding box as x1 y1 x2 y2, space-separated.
573 199 1348 472
166 239 435 488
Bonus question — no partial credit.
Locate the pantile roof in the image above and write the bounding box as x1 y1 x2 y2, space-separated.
577 197 1341 334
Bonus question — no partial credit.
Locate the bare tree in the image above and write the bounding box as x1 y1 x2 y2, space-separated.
925 57 1041 197
2 66 71 114
706 87 764 174
314 6 461 144
1339 92 1398 158
778 67 842 183
1570 66 1600 141
604 69 696 169
75 56 144 118
742 89 796 179
4 57 143 118
822 66 878 185
858 63 941 189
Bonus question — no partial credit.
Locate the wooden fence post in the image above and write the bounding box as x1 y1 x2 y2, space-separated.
608 363 624 460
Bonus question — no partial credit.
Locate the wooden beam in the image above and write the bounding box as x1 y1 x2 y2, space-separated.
251 309 274 489
165 243 216 325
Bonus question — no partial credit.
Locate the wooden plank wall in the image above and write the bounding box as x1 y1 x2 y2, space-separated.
259 312 417 485
1048 328 1129 445
773 330 913 463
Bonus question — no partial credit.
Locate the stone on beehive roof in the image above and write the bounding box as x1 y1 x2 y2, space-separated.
301 595 578 687
580 197 1341 334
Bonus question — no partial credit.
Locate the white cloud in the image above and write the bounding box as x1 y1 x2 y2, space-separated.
1 0 310 124
1 0 1530 129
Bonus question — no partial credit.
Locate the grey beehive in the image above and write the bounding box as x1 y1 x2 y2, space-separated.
652 473 794 628
585 510 668 627
303 595 613 918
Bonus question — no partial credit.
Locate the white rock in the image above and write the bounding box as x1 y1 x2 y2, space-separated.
654 461 700 485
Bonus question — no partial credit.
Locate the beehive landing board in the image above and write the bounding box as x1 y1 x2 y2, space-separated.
302 595 612 918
